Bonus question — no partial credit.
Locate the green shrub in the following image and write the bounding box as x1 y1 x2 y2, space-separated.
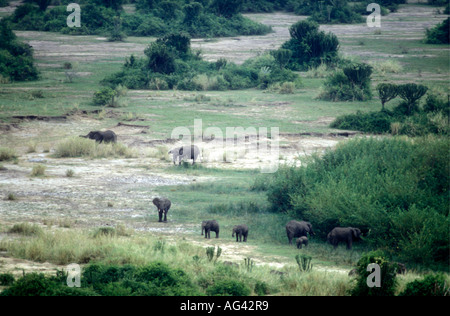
330 111 393 133
206 279 251 296
425 17 449 44
281 20 340 70
396 83 428 116
350 250 398 296
0 273 15 286
400 273 449 296
319 62 373 102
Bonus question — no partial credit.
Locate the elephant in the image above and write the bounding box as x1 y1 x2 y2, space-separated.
327 227 362 250
201 220 219 239
168 145 200 165
296 236 309 249
232 224 248 242
152 197 171 222
285 220 315 245
80 130 117 144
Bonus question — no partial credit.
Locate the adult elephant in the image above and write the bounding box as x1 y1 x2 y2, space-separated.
232 224 248 242
285 220 315 245
327 227 362 250
168 145 200 165
201 220 219 239
152 197 171 222
80 130 117 144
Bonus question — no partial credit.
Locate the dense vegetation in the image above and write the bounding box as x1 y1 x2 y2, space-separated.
254 137 449 268
5 0 271 38
330 83 449 136
425 17 450 44
0 20 38 82
101 33 300 91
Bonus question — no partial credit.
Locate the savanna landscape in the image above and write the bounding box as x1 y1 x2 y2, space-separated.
0 0 449 297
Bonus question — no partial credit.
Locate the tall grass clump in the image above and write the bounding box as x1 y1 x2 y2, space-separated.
30 164 46 177
53 137 135 158
259 136 449 267
0 147 17 161
8 223 43 236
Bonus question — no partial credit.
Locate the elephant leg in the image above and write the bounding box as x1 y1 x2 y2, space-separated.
163 210 167 222
215 231 219 238
158 210 163 222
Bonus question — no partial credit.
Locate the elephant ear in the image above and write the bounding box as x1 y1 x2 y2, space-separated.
352 228 360 238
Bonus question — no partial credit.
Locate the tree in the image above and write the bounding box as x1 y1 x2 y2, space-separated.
144 42 176 74
377 83 398 111
210 0 243 18
25 0 51 11
397 83 428 115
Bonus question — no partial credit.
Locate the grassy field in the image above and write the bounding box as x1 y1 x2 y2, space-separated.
0 3 449 296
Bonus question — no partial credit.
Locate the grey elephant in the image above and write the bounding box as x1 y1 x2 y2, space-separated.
285 220 315 245
169 145 200 165
80 130 117 144
232 224 248 242
327 227 362 250
201 220 219 239
296 236 308 249
152 197 171 222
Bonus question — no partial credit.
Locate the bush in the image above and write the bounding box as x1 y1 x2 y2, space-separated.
53 137 134 159
281 20 340 70
206 279 251 296
319 62 373 102
0 273 15 286
425 18 449 44
330 110 392 133
0 20 38 81
400 273 449 296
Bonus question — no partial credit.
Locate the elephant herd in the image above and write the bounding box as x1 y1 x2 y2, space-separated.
82 131 363 249
151 199 362 249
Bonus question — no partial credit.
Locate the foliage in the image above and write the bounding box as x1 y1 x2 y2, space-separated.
350 250 398 296
0 20 38 81
425 18 450 44
280 20 340 70
318 62 373 101
103 35 300 91
206 279 251 296
397 83 428 116
0 273 15 286
400 273 450 296
8 223 43 236
260 137 449 266
330 110 392 133
0 147 17 161
377 83 399 110
7 1 271 38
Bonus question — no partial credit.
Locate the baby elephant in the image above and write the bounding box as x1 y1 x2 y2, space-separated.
232 224 248 242
201 220 219 239
169 145 200 165
80 130 117 144
152 197 171 222
296 236 309 249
